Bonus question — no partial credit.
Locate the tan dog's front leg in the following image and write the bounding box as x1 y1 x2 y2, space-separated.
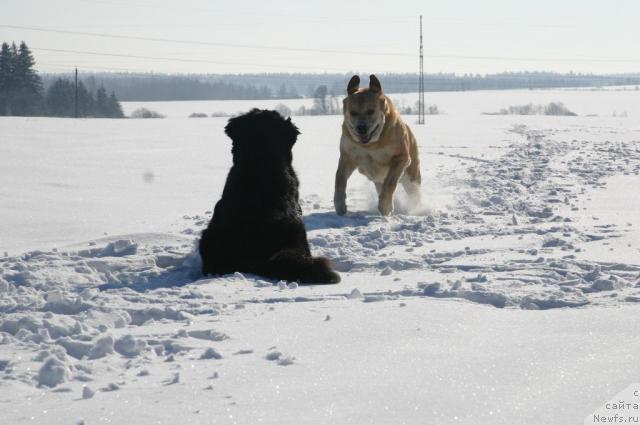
378 155 410 216
334 154 356 216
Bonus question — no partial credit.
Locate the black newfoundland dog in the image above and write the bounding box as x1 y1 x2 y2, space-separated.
199 109 341 284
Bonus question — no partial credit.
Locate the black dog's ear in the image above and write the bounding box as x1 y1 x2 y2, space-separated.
284 117 301 147
224 113 247 143
369 74 382 92
286 117 300 135
225 108 265 144
347 75 360 95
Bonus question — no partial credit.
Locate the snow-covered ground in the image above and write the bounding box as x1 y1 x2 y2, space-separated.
1 88 640 424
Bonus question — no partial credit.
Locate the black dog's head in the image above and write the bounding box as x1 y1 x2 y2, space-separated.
225 109 300 164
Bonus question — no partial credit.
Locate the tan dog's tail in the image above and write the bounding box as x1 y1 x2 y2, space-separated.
257 250 341 284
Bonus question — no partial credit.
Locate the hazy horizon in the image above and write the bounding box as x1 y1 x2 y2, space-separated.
2 0 640 75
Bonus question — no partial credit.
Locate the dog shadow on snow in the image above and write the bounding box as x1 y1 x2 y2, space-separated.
303 211 378 231
96 247 203 293
97 208 428 293
303 183 435 232
96 212 376 293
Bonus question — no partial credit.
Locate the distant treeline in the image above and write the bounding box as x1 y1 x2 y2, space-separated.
46 79 124 118
1 41 124 118
41 71 640 102
42 74 288 102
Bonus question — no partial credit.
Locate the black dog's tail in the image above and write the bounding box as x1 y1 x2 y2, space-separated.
257 250 341 284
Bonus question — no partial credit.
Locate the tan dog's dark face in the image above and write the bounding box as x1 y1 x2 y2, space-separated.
343 75 386 145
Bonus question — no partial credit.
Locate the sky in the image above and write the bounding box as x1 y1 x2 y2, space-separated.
1 0 640 75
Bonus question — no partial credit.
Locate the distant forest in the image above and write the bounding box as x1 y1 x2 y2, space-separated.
41 71 640 102
1 41 124 117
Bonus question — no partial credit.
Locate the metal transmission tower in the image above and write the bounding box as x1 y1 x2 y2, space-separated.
418 15 425 125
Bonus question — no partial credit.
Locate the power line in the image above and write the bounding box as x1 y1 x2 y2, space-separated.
12 24 640 63
31 47 350 71
36 62 165 73
29 44 640 72
67 0 416 24
0 24 414 57
5 24 640 68
423 53 640 64
63 0 632 30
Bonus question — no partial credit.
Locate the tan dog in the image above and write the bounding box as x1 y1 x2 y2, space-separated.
334 74 421 216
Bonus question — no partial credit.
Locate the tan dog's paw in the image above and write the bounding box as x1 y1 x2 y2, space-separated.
334 197 347 216
378 196 393 216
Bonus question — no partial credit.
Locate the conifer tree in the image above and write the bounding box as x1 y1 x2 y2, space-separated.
45 78 75 117
76 81 95 117
16 42 42 90
0 41 44 115
107 91 124 118
0 42 15 115
95 86 109 117
12 42 44 115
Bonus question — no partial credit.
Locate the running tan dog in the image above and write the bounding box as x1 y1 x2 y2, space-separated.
334 74 421 216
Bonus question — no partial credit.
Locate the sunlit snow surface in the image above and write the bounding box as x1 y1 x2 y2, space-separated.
1 88 640 424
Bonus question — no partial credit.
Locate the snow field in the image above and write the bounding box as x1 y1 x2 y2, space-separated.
1 88 640 424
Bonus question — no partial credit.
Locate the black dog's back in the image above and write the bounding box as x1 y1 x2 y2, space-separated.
199 109 340 284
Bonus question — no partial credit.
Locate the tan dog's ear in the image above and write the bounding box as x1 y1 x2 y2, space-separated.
381 97 390 115
347 75 360 95
369 74 382 92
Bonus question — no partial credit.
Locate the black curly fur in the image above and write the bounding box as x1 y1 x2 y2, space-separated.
199 109 341 284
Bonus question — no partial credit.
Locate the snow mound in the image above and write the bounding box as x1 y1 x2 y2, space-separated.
37 356 69 388
200 347 223 360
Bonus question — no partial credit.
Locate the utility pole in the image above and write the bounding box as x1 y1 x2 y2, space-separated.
74 67 78 118
418 15 425 125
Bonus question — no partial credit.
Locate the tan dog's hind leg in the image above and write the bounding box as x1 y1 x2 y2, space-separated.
379 155 410 216
403 139 422 205
334 154 356 216
401 174 422 206
402 159 422 205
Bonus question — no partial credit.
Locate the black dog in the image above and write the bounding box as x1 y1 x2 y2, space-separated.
199 109 341 284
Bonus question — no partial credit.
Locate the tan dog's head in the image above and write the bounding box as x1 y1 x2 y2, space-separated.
343 74 387 145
